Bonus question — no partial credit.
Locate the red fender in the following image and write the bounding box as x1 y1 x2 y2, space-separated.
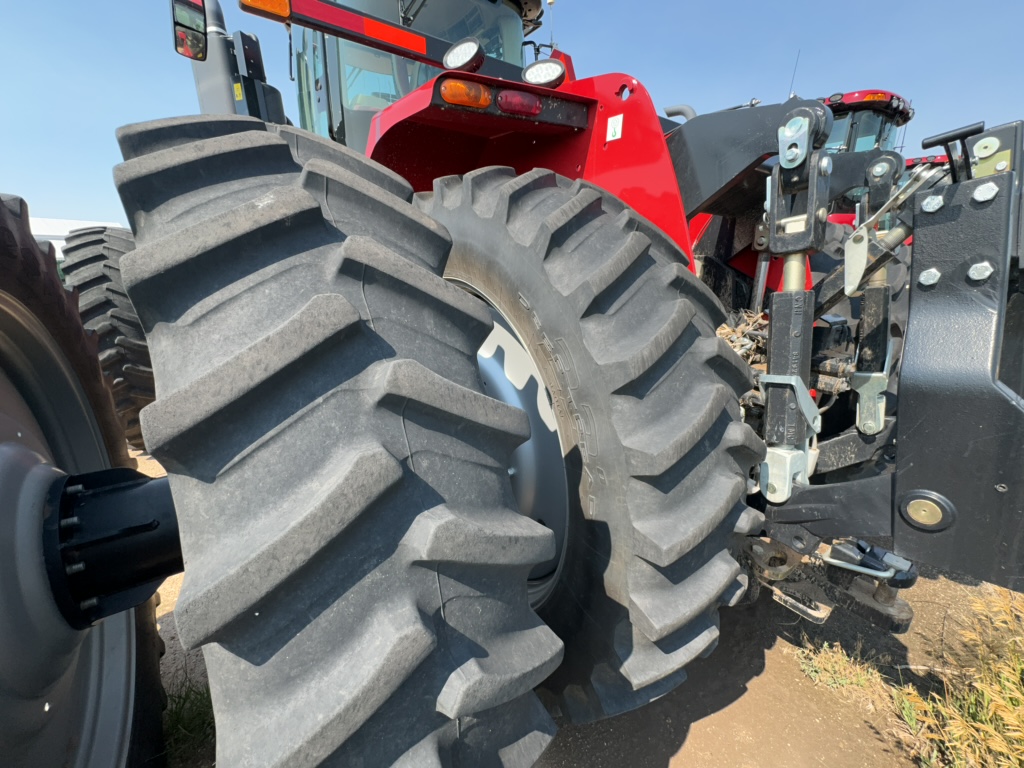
366 70 695 267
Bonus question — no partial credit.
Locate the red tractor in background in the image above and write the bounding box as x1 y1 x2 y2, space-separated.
2 1 1022 767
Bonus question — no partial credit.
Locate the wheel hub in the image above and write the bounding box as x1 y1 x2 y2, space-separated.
0 298 135 767
476 313 570 605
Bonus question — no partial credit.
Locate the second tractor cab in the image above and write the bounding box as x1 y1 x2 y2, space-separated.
822 89 913 154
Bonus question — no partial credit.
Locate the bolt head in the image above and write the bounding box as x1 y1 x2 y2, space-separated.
871 162 888 177
995 161 1009 172
919 268 942 286
766 483 778 494
818 156 833 176
862 421 876 432
784 147 800 162
921 195 944 213
973 181 999 203
968 261 995 281
817 207 828 222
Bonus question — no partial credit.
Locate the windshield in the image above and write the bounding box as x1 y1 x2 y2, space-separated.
294 0 526 153
824 109 900 154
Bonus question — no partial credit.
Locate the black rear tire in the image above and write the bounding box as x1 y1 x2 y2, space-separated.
420 168 765 723
114 115 563 767
0 195 164 767
61 226 153 450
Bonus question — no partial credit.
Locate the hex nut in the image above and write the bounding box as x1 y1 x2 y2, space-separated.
921 195 944 213
973 181 999 203
968 261 995 281
919 268 942 286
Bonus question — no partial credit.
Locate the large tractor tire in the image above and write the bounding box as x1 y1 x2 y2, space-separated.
113 115 563 768
0 195 164 766
420 168 765 723
61 226 154 449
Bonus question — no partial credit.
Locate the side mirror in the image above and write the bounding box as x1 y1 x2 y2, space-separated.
172 0 208 61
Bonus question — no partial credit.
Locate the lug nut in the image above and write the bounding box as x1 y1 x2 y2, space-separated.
919 268 942 286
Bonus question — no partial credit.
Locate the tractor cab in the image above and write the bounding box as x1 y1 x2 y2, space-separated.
822 89 913 154
290 0 542 152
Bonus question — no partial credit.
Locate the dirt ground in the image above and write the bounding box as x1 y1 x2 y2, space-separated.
137 451 979 767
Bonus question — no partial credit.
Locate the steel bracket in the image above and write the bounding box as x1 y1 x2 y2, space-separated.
758 373 822 503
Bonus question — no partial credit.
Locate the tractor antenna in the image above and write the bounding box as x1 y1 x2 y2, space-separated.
787 49 801 98
547 0 556 49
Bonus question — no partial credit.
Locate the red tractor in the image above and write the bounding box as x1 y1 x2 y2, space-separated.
1 1 1021 766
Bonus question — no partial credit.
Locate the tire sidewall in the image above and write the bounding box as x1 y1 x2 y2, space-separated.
444 224 633 648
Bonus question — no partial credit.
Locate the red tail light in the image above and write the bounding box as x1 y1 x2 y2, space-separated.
497 90 543 117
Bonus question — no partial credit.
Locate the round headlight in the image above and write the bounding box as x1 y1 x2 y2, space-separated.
523 58 567 88
443 38 485 73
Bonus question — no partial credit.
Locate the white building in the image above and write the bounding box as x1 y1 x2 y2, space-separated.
30 218 125 262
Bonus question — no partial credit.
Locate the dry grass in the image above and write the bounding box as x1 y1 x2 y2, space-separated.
893 590 1024 767
796 588 1024 767
796 637 889 693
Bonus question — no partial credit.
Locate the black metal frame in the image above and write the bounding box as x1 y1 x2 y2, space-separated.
680 96 1024 592
664 97 832 220
893 122 1024 590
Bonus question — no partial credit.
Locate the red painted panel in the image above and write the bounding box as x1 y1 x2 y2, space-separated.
564 73 693 262
367 71 695 267
290 0 427 54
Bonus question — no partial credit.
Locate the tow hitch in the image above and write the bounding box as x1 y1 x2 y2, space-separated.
744 537 917 633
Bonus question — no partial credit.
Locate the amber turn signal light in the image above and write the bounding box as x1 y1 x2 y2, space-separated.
241 0 291 18
440 79 494 109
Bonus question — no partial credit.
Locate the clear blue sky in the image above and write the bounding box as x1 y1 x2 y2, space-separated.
2 0 1021 224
